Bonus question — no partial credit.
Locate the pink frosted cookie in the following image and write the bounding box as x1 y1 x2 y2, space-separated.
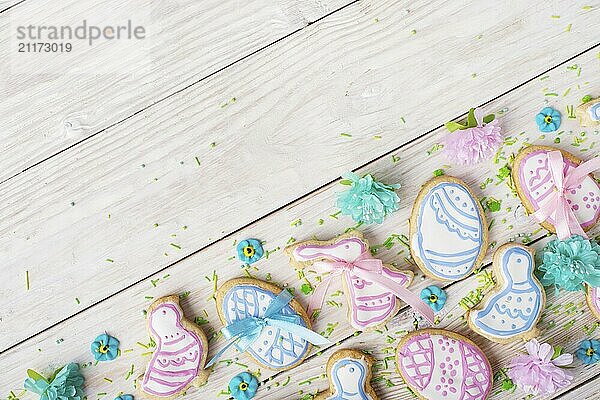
396 329 492 400
586 286 600 320
139 295 209 400
512 145 600 236
285 230 418 330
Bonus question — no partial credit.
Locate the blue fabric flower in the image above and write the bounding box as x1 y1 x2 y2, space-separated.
537 235 600 292
576 339 600 364
24 363 85 400
229 372 259 400
91 333 119 362
536 107 561 132
420 285 447 312
336 172 400 224
114 395 134 400
237 239 264 265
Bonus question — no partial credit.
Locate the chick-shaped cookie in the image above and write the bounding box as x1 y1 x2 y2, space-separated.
139 295 209 399
467 243 545 343
315 349 377 400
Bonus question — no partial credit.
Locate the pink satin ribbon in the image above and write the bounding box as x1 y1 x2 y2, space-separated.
532 150 600 240
307 252 435 324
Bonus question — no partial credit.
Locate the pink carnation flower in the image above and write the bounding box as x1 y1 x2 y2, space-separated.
443 108 502 165
507 339 573 396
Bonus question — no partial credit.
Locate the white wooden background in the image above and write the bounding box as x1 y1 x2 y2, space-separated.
1 0 600 399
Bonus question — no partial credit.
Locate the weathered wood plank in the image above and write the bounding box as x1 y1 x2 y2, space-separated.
1 0 599 352
2 46 598 399
0 0 351 182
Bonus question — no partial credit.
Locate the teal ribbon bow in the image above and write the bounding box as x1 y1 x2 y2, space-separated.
206 290 329 368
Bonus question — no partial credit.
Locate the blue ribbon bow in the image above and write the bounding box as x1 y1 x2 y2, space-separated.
206 290 330 368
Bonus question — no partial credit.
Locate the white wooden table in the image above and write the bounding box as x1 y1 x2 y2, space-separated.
1 0 600 399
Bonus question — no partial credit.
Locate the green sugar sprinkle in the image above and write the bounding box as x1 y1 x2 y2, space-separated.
340 133 352 138
170 243 181 249
391 154 401 163
25 270 30 290
330 211 342 219
290 218 302 227
103 377 112 383
106 259 114 263
544 92 558 97
75 298 80 304
195 156 201 166
565 23 572 32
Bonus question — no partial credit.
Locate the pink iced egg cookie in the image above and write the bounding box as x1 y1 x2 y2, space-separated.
513 145 600 233
396 329 492 400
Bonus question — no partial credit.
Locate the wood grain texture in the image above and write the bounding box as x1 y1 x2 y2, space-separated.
1 0 599 353
0 0 351 182
2 47 598 398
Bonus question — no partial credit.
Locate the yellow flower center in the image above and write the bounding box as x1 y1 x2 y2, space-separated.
243 246 255 257
587 348 595 356
429 294 438 303
239 382 249 391
98 342 109 354
544 115 553 124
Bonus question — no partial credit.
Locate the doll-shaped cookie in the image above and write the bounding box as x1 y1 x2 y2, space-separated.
286 231 434 329
396 329 492 400
409 176 488 281
139 295 209 399
586 285 600 320
210 277 329 371
576 96 600 127
467 243 545 343
314 349 378 400
512 145 600 239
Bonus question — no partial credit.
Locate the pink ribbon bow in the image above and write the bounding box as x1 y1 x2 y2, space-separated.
532 150 600 240
307 252 435 324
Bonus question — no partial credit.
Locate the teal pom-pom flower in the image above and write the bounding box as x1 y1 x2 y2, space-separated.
576 339 600 364
91 333 120 362
237 239 264 266
229 372 259 400
336 172 400 224
536 107 561 132
24 363 85 400
114 395 134 400
420 285 447 312
537 235 600 292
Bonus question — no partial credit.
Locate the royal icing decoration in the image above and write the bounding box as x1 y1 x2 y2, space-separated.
586 286 600 320
139 295 209 399
315 349 377 400
513 145 600 240
467 244 545 343
409 176 487 281
212 278 326 371
396 329 492 400
576 97 600 127
286 231 434 330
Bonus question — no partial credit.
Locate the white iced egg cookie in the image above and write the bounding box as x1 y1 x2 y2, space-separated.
576 97 600 127
139 295 209 400
396 329 492 400
314 349 378 400
467 243 545 343
409 176 487 281
215 278 312 371
586 286 600 320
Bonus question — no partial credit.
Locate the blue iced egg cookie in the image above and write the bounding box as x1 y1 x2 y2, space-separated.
215 278 312 371
409 176 487 281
